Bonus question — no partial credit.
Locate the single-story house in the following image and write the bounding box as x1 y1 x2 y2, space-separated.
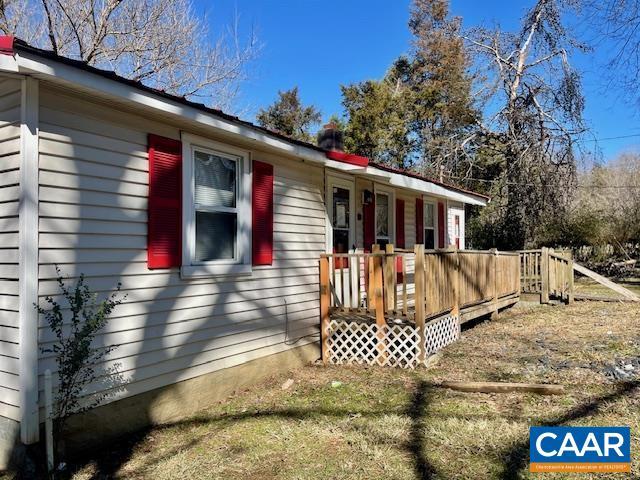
0 37 488 466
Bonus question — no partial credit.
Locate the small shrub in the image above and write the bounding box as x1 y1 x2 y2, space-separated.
37 267 126 468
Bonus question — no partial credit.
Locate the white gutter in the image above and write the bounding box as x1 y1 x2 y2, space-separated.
5 48 487 206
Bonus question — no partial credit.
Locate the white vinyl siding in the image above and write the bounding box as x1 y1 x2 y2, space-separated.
0 78 21 421
36 86 323 413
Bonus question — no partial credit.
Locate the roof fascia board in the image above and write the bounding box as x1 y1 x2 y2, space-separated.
361 166 487 206
13 50 334 164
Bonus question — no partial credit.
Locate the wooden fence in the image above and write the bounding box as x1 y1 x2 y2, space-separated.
518 248 574 303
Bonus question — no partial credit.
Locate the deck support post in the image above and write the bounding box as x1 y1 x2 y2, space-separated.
490 248 499 320
540 247 550 304
319 256 331 365
414 244 426 363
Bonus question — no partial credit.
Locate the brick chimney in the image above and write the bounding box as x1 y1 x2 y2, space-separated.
317 122 344 151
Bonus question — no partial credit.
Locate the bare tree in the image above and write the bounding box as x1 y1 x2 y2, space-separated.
463 0 590 248
0 0 259 111
583 0 640 103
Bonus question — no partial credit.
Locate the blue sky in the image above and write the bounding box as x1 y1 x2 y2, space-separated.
197 0 640 162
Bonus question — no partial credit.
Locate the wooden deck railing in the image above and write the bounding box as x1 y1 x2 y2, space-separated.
319 245 521 364
518 248 574 303
320 246 520 321
416 248 520 320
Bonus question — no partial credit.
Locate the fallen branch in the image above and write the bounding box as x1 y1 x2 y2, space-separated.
612 259 636 267
438 381 565 395
574 294 637 303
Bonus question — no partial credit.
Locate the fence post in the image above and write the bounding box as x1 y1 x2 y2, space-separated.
319 256 331 365
414 244 426 363
490 248 499 320
541 247 550 304
567 257 574 304
384 243 395 313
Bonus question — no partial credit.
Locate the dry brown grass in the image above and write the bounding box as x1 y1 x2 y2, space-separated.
574 276 640 299
24 302 640 479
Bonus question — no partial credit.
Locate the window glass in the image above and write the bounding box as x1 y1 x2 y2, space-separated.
424 202 436 248
195 212 236 261
425 203 435 228
333 187 350 229
424 229 435 249
192 148 239 263
194 151 236 207
332 187 350 254
376 193 389 237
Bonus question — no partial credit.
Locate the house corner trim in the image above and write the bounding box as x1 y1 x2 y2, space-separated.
18 75 39 444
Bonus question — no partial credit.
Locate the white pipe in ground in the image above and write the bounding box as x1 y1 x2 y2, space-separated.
44 369 54 473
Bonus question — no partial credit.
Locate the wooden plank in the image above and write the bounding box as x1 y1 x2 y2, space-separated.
414 244 426 363
401 255 408 316
541 247 549 303
439 381 564 395
573 263 640 301
574 294 639 303
319 257 330 365
490 249 498 319
385 244 395 313
414 245 425 327
452 250 460 316
372 255 385 326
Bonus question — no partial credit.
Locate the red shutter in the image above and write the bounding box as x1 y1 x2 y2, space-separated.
252 160 274 265
363 193 375 252
415 198 424 244
147 134 182 269
395 199 405 248
395 198 405 282
438 201 446 248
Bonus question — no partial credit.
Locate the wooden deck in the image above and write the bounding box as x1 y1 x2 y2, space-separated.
319 246 521 367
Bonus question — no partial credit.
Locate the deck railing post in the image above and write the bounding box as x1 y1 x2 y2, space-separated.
367 245 380 313
541 247 550 304
372 253 387 361
567 257 574 304
452 248 460 317
384 243 395 313
549 248 556 300
414 244 426 363
319 256 331 365
490 248 499 320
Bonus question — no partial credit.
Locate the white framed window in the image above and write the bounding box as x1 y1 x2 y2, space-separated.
374 185 394 248
325 173 355 256
181 133 252 277
424 201 436 249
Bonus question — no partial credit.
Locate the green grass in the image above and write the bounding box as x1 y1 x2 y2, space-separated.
16 302 640 479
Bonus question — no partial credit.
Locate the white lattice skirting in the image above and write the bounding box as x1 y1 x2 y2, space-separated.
327 314 460 369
